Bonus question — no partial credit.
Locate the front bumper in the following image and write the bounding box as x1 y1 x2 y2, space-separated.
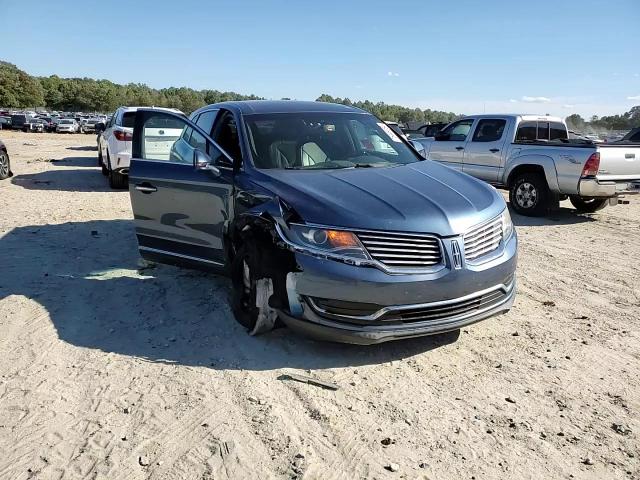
277 232 517 344
579 178 640 197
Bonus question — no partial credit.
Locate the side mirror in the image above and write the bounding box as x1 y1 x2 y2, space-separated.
434 132 448 141
410 140 427 158
194 149 221 176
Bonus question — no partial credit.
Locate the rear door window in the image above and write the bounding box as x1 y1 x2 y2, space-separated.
472 119 506 142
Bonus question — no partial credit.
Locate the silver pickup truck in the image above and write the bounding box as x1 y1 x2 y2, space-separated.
411 114 640 216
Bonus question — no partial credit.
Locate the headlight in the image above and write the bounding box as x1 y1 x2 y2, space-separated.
284 224 370 260
501 208 514 240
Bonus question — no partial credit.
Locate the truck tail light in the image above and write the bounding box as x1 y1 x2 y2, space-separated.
582 152 600 177
114 130 133 141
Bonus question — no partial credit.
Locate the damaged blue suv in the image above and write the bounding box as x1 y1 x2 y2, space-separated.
129 101 517 344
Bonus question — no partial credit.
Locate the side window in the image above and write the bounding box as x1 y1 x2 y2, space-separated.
188 128 207 152
211 111 242 165
441 120 474 141
122 112 135 128
137 112 189 162
195 109 219 137
472 119 506 142
630 130 640 142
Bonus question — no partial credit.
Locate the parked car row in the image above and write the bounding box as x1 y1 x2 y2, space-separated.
1 112 110 134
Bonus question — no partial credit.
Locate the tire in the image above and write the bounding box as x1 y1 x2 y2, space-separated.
569 196 609 213
0 151 11 180
509 172 551 216
231 242 262 330
98 147 104 167
108 169 128 189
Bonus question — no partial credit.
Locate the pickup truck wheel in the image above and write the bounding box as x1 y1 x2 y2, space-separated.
569 196 609 213
509 173 550 216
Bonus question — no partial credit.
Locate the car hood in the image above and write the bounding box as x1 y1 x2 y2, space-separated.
253 161 505 236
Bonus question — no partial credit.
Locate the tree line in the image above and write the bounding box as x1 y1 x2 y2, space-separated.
1 60 638 130
0 60 458 124
566 109 640 132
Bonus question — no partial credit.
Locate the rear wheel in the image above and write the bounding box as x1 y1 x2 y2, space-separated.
108 169 128 189
569 196 609 213
509 172 551 216
0 151 11 180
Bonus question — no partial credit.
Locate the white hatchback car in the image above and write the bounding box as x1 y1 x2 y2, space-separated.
98 106 184 189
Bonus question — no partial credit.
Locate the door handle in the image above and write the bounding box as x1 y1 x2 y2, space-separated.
489 148 500 153
455 146 465 151
135 183 157 194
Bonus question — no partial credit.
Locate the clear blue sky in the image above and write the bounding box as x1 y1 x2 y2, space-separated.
1 0 638 117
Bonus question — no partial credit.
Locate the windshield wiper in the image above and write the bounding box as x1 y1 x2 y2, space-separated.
353 162 397 168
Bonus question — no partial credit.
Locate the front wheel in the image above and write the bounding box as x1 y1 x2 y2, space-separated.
230 241 278 334
509 172 551 216
569 196 609 213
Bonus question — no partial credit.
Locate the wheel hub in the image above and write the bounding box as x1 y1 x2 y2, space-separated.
515 182 537 208
0 154 8 177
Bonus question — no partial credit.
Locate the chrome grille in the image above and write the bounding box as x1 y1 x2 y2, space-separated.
382 288 506 323
306 280 514 325
356 231 442 268
463 216 503 261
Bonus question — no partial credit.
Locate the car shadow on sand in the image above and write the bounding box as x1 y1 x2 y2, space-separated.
66 145 98 151
50 155 99 168
0 219 458 372
11 166 118 193
509 205 597 227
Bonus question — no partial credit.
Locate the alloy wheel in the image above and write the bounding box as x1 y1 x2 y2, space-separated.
0 153 9 178
515 182 538 209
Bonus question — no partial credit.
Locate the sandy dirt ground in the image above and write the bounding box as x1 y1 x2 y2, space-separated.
0 130 638 480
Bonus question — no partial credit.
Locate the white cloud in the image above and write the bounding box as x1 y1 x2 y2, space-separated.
627 95 640 100
521 96 551 103
509 99 518 103
562 104 575 109
634 73 639 77
387 71 400 77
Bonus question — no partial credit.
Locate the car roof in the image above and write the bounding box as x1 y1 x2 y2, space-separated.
462 113 564 123
194 100 367 116
117 106 184 114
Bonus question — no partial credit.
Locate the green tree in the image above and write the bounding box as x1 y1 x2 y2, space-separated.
0 61 44 108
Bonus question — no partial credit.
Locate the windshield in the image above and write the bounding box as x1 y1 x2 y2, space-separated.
244 112 421 170
60 119 74 124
